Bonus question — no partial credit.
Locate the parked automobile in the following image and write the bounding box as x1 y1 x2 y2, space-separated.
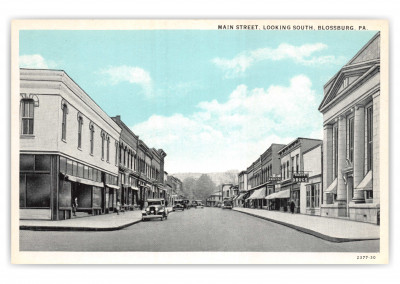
222 200 233 209
173 199 185 211
142 199 168 221
182 199 191 209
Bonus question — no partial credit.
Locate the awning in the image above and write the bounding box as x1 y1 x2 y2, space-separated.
248 187 266 199
355 171 372 191
275 189 290 199
325 178 338 194
106 183 120 190
129 186 139 191
236 193 246 200
65 175 104 187
265 192 278 200
266 189 290 199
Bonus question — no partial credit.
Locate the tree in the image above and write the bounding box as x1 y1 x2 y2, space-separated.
193 174 217 202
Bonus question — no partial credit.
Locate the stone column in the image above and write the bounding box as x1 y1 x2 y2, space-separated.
353 104 365 203
323 124 333 203
372 93 380 205
336 115 347 203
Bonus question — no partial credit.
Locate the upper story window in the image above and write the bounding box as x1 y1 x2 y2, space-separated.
366 105 373 172
291 157 294 176
347 116 354 163
77 115 83 149
296 154 299 173
101 132 105 160
21 99 34 135
332 124 338 178
61 104 68 141
286 161 290 178
115 142 119 166
89 123 94 155
106 136 110 163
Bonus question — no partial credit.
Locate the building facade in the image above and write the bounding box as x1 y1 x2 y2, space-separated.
301 144 323 215
206 191 222 207
111 115 139 212
271 138 322 213
319 32 381 224
242 144 285 209
20 69 121 220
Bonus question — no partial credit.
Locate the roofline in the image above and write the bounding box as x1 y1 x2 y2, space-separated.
278 137 323 155
20 68 122 134
302 143 323 155
111 115 139 139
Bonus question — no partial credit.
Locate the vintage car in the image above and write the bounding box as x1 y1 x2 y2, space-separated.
193 200 204 208
182 199 191 209
222 200 233 209
173 199 185 211
142 198 168 221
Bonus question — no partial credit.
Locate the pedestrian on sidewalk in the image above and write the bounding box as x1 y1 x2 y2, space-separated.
116 200 121 215
290 201 295 214
72 197 78 216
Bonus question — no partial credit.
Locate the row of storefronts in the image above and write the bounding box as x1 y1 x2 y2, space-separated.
231 32 381 224
19 68 174 220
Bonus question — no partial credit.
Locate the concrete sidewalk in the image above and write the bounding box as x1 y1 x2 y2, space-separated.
233 207 380 242
20 207 174 231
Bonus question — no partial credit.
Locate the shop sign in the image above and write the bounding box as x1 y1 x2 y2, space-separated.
293 174 309 183
269 176 281 181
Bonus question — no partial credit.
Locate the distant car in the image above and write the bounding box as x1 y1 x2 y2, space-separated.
222 200 233 209
193 200 204 209
173 200 185 211
182 199 191 209
142 199 168 221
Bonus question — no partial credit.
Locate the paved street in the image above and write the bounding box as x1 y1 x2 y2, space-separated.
20 208 379 252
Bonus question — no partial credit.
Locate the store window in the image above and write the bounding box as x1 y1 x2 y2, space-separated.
20 154 51 208
21 99 34 135
306 183 321 209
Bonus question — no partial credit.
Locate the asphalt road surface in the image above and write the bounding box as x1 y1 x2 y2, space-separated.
19 207 379 252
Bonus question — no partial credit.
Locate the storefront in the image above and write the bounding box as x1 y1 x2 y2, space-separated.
247 187 266 209
20 154 117 220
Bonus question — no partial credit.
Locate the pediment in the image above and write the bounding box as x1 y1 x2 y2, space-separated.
318 62 378 111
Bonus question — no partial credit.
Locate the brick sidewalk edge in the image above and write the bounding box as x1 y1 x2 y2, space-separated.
233 209 380 243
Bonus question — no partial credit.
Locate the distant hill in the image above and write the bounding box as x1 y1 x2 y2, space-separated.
172 170 239 186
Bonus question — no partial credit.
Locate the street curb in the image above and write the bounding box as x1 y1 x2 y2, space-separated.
20 209 175 232
233 209 380 243
20 219 142 232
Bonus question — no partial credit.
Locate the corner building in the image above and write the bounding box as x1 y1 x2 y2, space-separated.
19 69 121 220
319 33 380 224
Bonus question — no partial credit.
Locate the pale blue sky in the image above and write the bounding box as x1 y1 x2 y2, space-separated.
19 30 377 173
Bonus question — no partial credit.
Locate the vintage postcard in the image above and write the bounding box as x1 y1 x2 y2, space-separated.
11 19 389 264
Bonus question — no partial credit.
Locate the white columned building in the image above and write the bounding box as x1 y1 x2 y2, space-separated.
319 32 381 224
